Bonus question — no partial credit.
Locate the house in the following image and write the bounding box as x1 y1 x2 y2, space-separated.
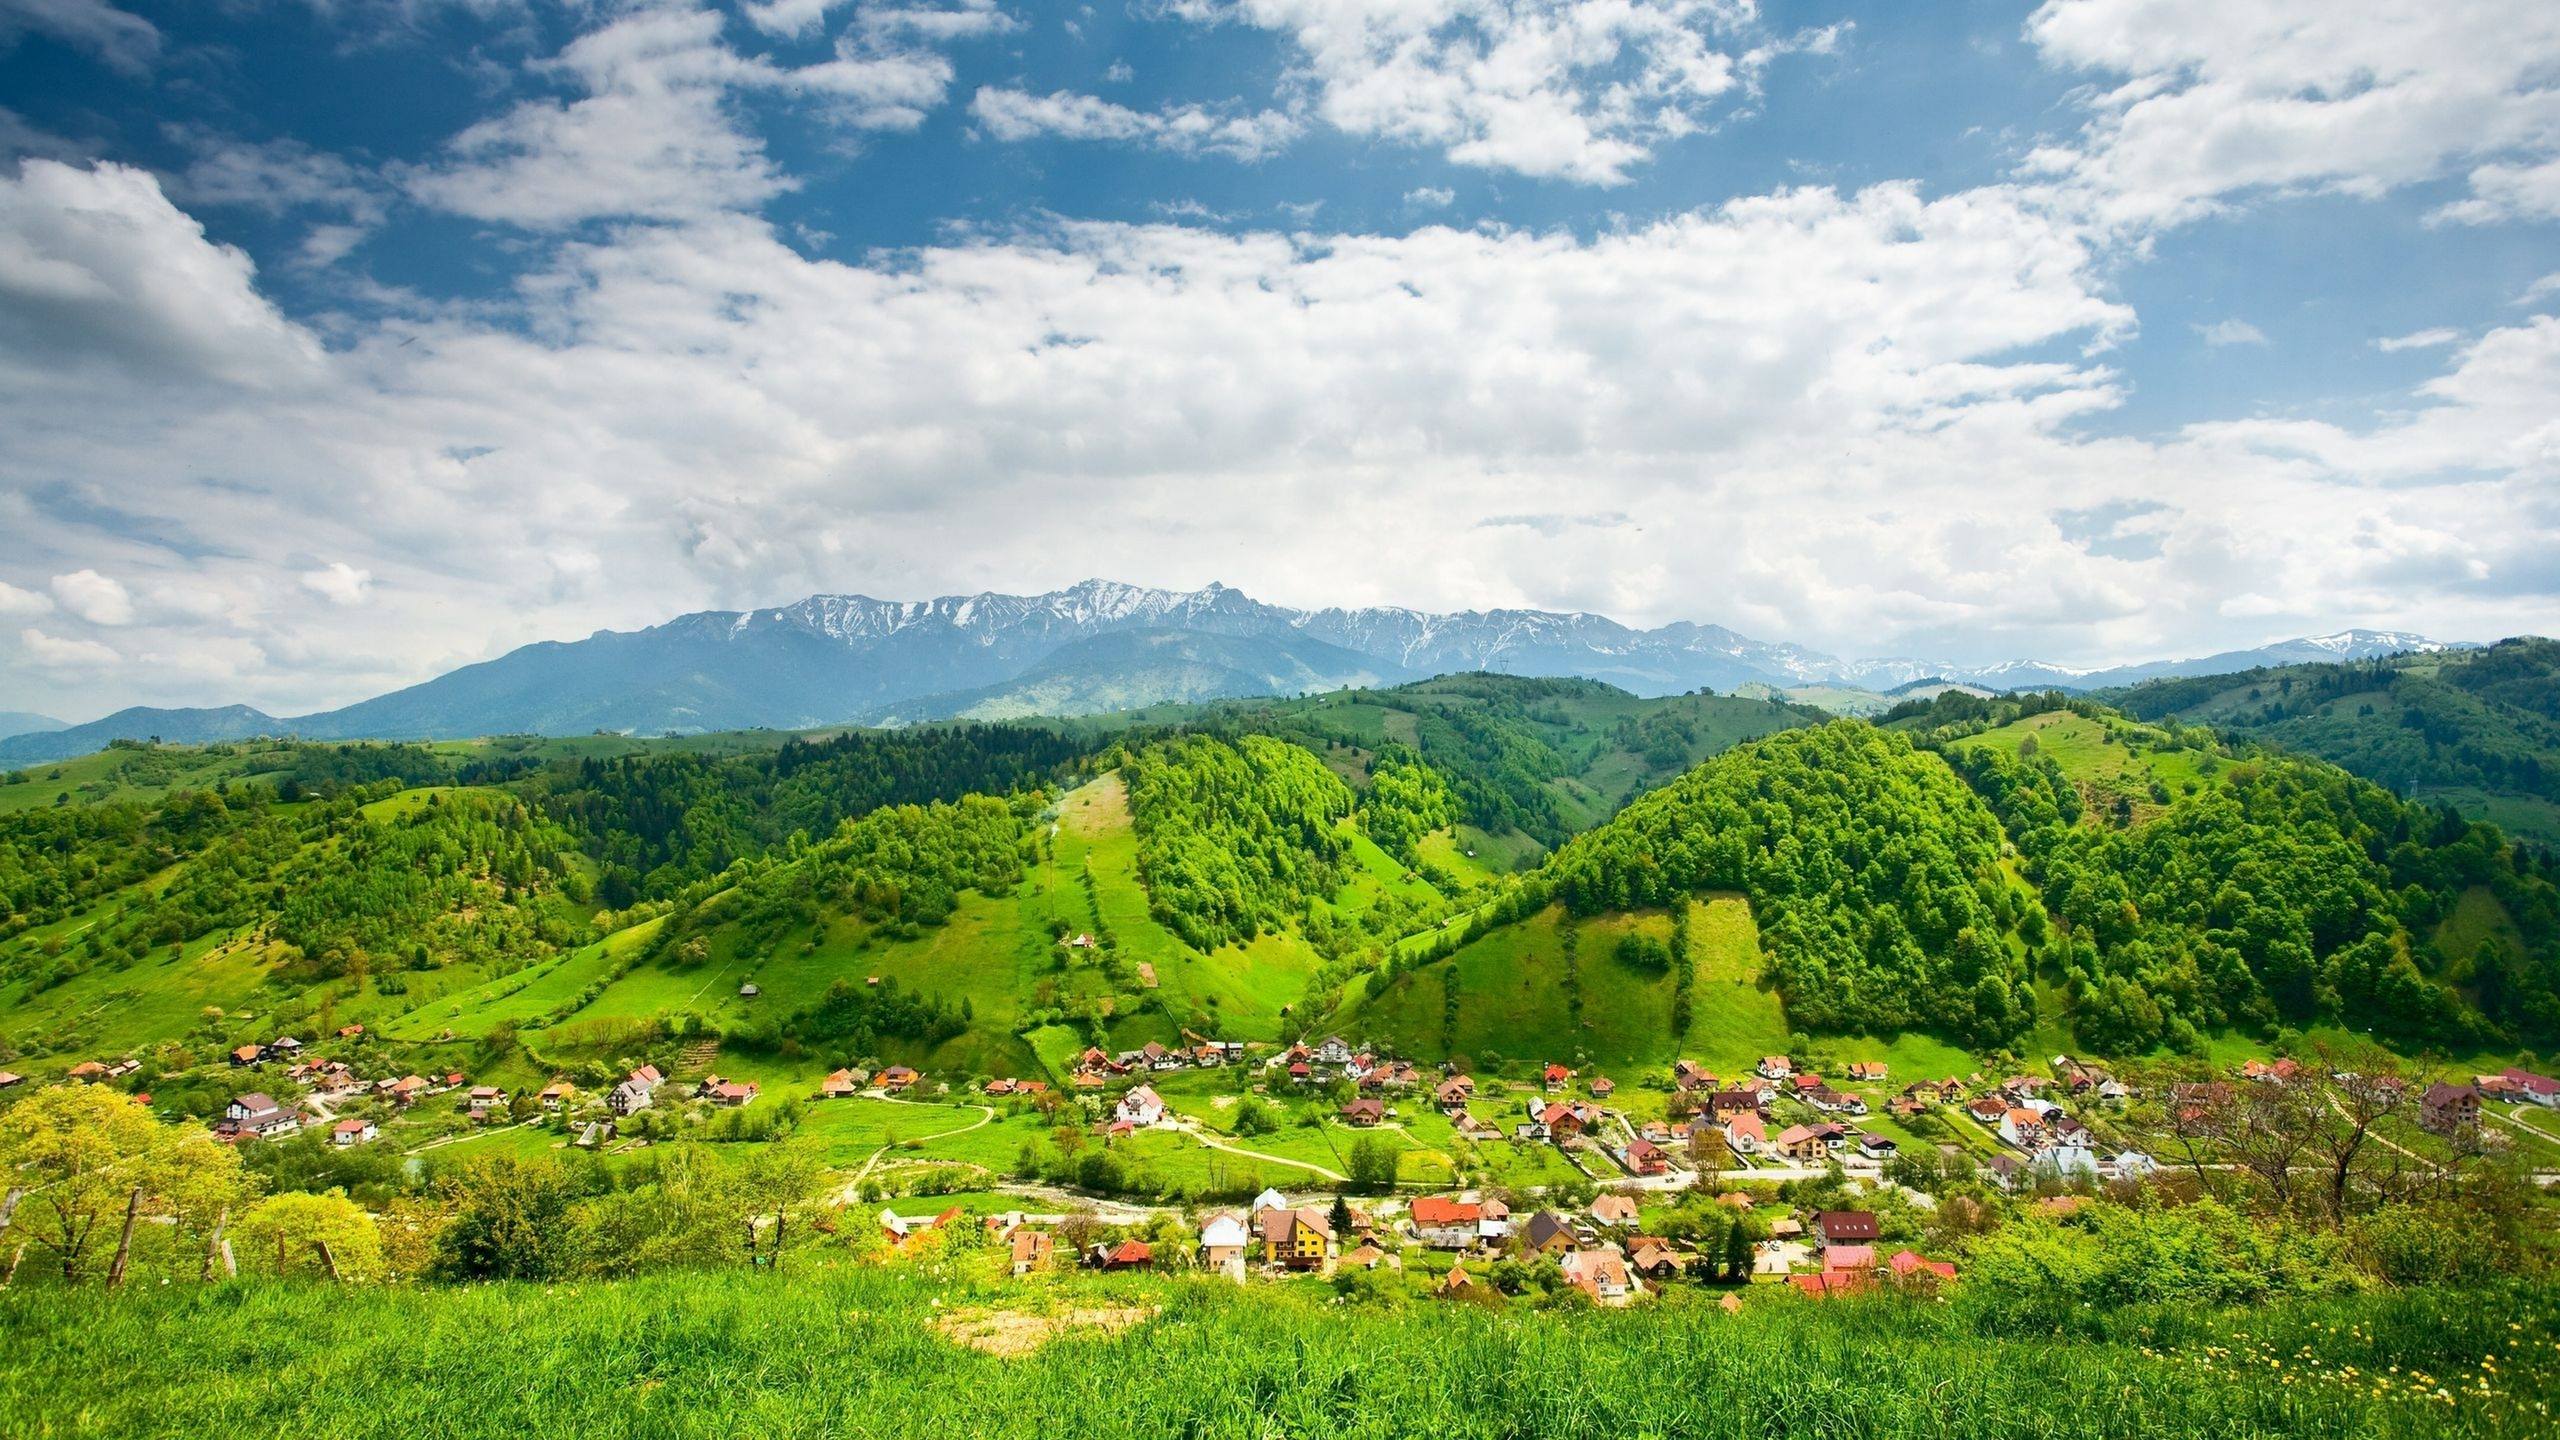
1821 1244 1874 1275
1771 1123 1830 1162
1342 1243 1389 1271
331 1118 377 1147
1791 1073 1825 1096
1813 1211 1878 1248
1627 1239 1685 1281
1476 1196 1514 1244
1313 1036 1354 1067
1847 1061 1888 1083
1672 1060 1715 1092
1520 1211 1578 1256
1856 1132 1898 1160
2104 1149 2159 1180
1588 1076 1616 1099
1139 1041 1180 1071
628 1065 664 1089
1258 1207 1335 1270
878 1065 920 1092
1901 1080 1943 1107
737 982 759 998
880 1205 964 1245
609 1079 654 1116
1966 1095 2011 1126
2500 1068 2560 1108
1088 1240 1153 1272
1983 1154 2024 1190
538 1082 574 1110
1707 1088 1765 1120
1289 1061 1313 1084
1756 1055 1794 1081
1543 1062 1573 1092
1435 1076 1476 1113
270 1037 303 1058
1010 1229 1055 1277
217 1094 300 1141
1590 1194 1641 1227
822 1069 865 1098
1788 1271 1869 1298
1559 1248 1640 1306
67 1061 109 1083
1724 1111 1766 1155
1114 1085 1166 1128
1063 932 1098 950
0 1071 20 1089
1623 1138 1671 1176
703 1079 757 1107
1999 1108 2049 1150
2422 1082 2481 1135
1339 1097 1385 1127
1411 1196 1483 1249
1367 1060 1420 1092
467 1085 508 1114
1888 1249 1958 1283
1199 1213 1251 1277
1438 1265 1475 1297
337 1024 364 1040
230 1044 266 1067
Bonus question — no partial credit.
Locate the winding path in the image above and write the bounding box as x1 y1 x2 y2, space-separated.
837 1095 997 1195
1167 1119 1348 1183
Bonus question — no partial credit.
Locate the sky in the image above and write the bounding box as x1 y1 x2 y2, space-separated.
1 0 2557 721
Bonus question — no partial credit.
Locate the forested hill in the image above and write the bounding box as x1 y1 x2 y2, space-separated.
2095 636 2560 847
1347 701 2560 1061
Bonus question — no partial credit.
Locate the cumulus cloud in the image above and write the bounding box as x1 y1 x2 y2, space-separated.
17 627 118 669
0 160 321 387
970 88 1301 159
49 569 133 625
2025 0 2560 228
1404 185 1455 207
404 1 983 228
0 0 159 77
1163 0 1776 184
0 579 49 616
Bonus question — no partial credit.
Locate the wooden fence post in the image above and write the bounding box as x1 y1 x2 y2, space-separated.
314 1239 342 1282
106 1186 144 1289
203 1206 232 1282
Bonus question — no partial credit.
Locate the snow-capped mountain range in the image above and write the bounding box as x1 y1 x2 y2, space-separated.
0 580 2475 763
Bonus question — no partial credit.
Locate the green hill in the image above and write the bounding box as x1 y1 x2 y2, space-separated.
2099 637 2560 846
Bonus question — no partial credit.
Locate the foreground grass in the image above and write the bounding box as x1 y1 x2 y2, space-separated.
3 1271 2552 1439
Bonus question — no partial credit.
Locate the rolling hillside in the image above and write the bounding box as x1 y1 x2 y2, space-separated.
2100 636 2560 846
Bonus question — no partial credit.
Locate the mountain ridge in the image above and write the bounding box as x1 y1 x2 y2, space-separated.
0 578 2480 767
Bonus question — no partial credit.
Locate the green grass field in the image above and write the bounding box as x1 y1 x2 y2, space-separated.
4 1268 2551 1439
1948 710 2222 823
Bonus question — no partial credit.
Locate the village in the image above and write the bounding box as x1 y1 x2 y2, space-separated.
27 1018 2548 1307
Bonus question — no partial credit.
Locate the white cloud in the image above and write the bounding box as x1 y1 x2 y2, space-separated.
1164 0 1775 184
2432 155 2560 227
0 160 321 387
300 562 374 605
0 579 49 616
17 627 118 669
970 88 1301 159
1404 185 1455 207
2374 327 2461 353
2194 318 2267 347
49 568 133 625
2026 0 2560 228
404 1 983 229
0 0 159 77
2522 273 2560 306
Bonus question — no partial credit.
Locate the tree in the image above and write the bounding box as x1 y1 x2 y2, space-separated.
1345 1137 1398 1193
1721 1215 1753 1282
0 1085 252 1285
233 1191 385 1281
434 1154 578 1280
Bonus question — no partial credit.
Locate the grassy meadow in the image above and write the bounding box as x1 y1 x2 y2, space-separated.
1 1270 2551 1440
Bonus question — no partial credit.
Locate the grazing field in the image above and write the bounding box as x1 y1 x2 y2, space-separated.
1947 710 2220 822
1 1272 2551 1440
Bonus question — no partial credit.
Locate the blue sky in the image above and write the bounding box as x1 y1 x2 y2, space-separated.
1 0 2556 718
